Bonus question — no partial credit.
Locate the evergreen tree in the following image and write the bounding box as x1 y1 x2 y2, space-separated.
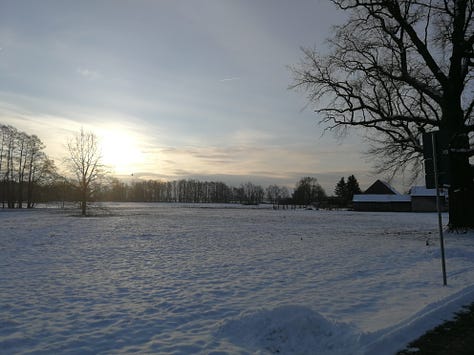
346 175 362 203
334 175 362 207
334 177 347 205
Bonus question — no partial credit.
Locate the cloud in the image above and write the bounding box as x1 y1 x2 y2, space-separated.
0 2 389 193
76 67 101 80
220 77 240 82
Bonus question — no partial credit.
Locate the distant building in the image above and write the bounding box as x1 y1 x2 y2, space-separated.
353 180 448 212
353 180 411 212
363 180 402 195
410 186 448 212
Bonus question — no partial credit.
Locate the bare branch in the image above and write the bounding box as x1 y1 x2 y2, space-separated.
291 0 473 187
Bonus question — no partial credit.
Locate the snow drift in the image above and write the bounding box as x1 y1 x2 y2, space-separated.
219 305 361 354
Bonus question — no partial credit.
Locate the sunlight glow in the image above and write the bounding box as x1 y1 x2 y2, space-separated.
99 128 145 175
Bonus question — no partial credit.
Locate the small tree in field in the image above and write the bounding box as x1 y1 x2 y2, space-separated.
66 128 104 216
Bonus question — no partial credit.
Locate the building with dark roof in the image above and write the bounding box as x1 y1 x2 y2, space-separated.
353 180 448 212
353 180 411 212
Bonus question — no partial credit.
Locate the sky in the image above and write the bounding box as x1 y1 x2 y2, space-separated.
0 0 408 192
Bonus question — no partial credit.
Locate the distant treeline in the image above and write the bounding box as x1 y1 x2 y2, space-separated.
1 123 361 209
40 176 337 207
40 178 290 205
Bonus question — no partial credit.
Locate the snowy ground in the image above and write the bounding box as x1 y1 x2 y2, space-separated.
1 203 474 354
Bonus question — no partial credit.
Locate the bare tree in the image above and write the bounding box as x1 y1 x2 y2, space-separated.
16 131 29 208
291 0 474 228
66 128 104 216
239 182 265 205
293 177 327 207
266 184 291 204
0 125 55 208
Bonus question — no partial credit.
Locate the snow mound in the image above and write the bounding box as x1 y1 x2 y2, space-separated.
219 305 362 354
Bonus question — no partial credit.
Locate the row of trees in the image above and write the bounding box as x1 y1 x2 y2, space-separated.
99 179 240 204
90 177 328 207
91 175 360 208
101 176 354 208
45 178 293 206
1 125 362 213
0 125 55 208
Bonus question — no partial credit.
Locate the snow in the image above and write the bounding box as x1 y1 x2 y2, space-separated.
352 194 411 202
218 305 361 354
1 204 474 354
409 186 447 197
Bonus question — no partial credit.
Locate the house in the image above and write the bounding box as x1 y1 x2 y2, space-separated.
353 180 450 212
353 180 412 212
410 186 448 212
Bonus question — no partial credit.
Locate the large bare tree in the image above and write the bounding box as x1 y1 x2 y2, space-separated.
66 128 104 216
291 0 474 229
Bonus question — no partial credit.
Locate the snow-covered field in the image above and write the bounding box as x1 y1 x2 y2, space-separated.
1 203 474 354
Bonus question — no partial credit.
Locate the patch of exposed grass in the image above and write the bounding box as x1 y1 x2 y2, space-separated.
397 303 474 355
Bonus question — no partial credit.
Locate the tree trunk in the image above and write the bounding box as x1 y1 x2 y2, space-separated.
447 133 474 229
449 187 474 229
81 184 87 216
443 1 473 229
27 182 34 208
81 199 87 216
17 182 23 208
442 101 474 229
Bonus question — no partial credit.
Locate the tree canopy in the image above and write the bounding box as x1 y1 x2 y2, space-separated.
293 176 327 206
335 175 362 206
1 124 55 208
292 0 474 228
66 128 105 216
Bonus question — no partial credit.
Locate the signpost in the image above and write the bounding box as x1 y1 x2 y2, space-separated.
422 131 451 188
422 131 449 286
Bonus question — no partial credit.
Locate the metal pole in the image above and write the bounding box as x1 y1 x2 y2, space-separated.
432 133 447 286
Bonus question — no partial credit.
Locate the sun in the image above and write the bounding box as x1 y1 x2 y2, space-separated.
100 129 144 175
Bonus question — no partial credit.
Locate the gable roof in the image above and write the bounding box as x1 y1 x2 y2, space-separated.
364 180 400 195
